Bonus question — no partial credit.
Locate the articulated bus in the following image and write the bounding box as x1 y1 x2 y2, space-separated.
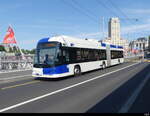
32 35 124 78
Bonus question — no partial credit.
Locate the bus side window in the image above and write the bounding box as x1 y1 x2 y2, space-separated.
62 49 70 64
76 49 81 61
55 49 62 64
99 50 107 60
95 50 99 60
69 48 76 63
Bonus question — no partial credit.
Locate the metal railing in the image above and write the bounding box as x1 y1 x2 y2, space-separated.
124 52 144 62
0 55 34 72
0 52 145 73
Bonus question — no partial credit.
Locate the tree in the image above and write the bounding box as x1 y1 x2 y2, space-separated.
13 46 18 53
0 45 6 52
30 49 35 54
9 47 13 53
19 48 35 54
21 49 26 54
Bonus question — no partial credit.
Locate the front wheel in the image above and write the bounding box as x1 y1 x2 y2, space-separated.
74 66 81 77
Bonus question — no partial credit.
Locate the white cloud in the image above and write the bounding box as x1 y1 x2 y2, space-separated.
125 8 150 14
19 39 38 45
75 32 108 39
122 23 150 35
146 18 150 23
74 22 150 40
77 32 101 37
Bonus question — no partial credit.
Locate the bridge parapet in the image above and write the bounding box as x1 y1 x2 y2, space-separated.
0 52 145 72
124 52 144 62
0 55 34 71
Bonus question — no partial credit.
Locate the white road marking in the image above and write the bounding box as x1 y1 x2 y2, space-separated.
0 62 140 113
118 70 150 113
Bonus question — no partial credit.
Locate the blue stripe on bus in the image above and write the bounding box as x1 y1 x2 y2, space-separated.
38 38 49 44
101 43 123 49
43 65 69 75
118 46 123 49
110 44 123 49
101 43 106 47
110 44 117 48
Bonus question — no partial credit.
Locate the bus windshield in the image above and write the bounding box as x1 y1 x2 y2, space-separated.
34 42 61 68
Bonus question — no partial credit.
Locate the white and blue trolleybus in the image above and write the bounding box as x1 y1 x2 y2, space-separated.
32 35 124 78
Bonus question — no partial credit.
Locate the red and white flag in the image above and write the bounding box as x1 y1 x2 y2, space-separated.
3 26 17 44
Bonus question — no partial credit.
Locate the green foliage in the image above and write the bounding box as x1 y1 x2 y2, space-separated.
9 47 13 53
0 44 35 54
30 49 35 54
21 48 35 54
13 46 19 53
0 45 6 51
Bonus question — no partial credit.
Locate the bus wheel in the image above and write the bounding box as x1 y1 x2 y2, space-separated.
74 66 81 77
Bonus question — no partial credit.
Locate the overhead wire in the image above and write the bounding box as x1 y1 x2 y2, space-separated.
71 0 98 19
61 0 98 24
95 0 140 40
107 0 140 40
96 0 119 17
107 0 138 25
95 0 134 25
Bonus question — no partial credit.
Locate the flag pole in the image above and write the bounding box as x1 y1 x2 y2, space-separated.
9 24 25 60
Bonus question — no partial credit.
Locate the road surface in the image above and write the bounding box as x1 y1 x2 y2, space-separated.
0 62 149 113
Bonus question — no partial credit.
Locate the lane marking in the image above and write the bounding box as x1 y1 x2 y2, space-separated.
0 75 32 81
118 70 150 113
0 69 32 74
1 81 40 90
0 62 140 113
0 76 33 85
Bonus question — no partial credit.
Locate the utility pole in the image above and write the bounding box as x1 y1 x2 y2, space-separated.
101 17 105 40
148 36 150 52
102 17 105 39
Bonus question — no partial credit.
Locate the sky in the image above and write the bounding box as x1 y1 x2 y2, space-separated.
0 0 150 50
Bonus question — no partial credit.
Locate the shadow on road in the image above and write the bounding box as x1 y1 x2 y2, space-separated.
34 75 74 81
86 63 150 113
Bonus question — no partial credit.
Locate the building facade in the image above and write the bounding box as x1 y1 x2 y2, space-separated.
108 17 121 40
102 17 129 49
129 37 149 51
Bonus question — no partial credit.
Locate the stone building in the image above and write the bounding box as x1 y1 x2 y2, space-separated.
129 37 149 51
102 17 129 49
